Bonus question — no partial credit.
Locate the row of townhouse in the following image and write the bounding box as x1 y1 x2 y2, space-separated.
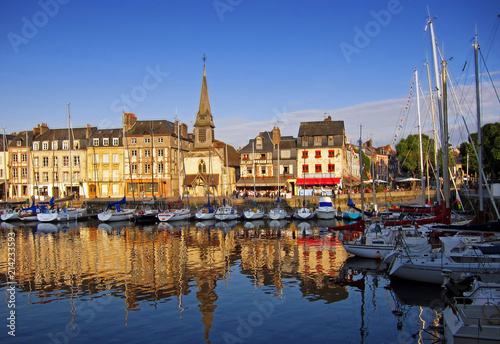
236 116 363 195
1 116 193 201
1 65 240 202
236 116 393 196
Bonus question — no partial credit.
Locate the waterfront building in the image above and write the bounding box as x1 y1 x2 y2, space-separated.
183 65 239 198
30 123 95 200
122 112 192 199
236 129 297 194
1 132 15 200
7 130 35 200
296 116 347 195
86 127 125 198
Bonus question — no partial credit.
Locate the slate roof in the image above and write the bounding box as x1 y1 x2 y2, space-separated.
298 120 345 137
125 120 175 136
32 127 96 149
88 128 123 147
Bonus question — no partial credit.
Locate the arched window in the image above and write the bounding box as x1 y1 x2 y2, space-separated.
198 159 207 173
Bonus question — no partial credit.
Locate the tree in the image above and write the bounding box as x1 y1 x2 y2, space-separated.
461 122 500 181
482 122 500 181
395 134 436 178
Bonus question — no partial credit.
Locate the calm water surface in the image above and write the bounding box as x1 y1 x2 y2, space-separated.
0 219 443 343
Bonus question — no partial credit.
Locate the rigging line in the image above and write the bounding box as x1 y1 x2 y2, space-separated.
484 15 500 61
479 48 500 104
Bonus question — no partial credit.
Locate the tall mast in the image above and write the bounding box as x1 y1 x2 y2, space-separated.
474 35 484 212
26 130 31 201
415 70 426 203
441 61 450 209
252 140 256 204
359 126 364 221
2 128 7 202
225 142 230 200
150 121 154 199
425 62 440 204
428 16 443 204
67 103 72 200
177 118 182 198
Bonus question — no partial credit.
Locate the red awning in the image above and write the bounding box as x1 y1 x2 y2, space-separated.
296 178 341 185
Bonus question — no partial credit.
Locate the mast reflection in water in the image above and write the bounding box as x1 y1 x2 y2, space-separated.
0 220 442 343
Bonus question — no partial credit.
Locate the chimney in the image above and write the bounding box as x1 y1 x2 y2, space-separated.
86 124 92 138
33 123 49 137
181 123 188 138
123 113 137 132
40 123 49 135
324 115 332 121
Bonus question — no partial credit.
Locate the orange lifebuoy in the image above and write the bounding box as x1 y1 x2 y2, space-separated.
138 210 143 215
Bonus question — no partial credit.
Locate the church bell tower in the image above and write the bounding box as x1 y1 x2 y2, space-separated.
194 58 215 149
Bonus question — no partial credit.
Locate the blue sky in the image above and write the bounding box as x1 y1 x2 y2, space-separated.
1 0 499 150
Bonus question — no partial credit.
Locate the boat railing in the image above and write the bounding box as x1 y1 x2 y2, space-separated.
452 296 500 326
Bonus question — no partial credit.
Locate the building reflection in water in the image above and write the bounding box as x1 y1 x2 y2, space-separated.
0 220 357 340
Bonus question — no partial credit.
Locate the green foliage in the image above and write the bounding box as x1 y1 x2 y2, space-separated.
459 122 500 181
396 134 436 177
459 141 478 175
482 123 500 181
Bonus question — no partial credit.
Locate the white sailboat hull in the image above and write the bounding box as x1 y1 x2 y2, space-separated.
194 207 215 220
294 208 315 220
343 243 394 259
37 209 87 222
1 211 20 221
268 208 287 220
389 258 500 284
242 210 264 220
215 206 238 221
158 209 191 222
97 210 134 222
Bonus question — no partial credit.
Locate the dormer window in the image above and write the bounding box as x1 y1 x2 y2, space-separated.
42 141 49 150
103 138 109 146
62 141 69 150
52 141 58 150
113 138 119 146
33 142 39 150
16 141 21 146
256 137 262 150
93 138 99 146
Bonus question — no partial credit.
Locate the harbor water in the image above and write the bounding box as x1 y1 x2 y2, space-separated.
1 219 443 343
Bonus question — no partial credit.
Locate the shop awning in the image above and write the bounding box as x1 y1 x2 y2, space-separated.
296 177 341 185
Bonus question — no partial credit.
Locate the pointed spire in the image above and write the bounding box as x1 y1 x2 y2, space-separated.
195 57 214 128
